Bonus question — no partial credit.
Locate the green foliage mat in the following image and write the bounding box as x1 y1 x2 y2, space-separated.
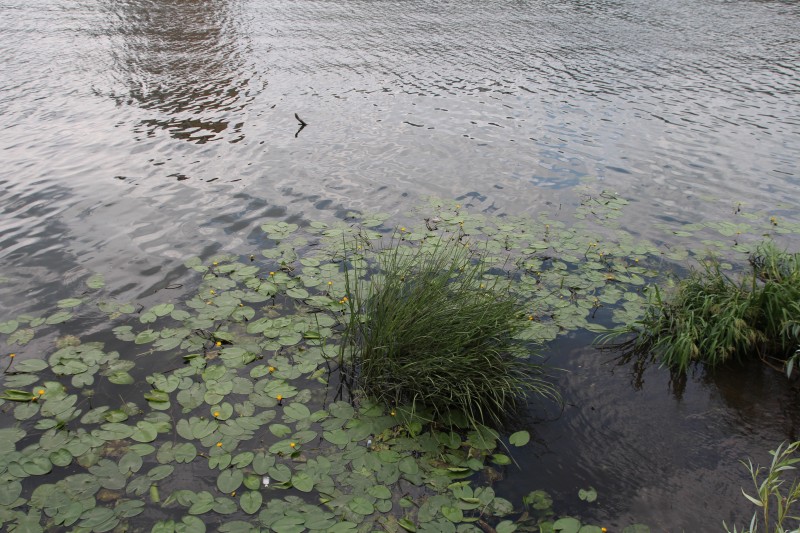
0 187 796 532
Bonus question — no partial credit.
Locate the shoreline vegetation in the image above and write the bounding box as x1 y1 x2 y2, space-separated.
602 241 800 374
0 189 799 532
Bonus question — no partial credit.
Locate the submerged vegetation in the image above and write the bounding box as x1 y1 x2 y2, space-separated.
606 241 800 372
0 188 798 532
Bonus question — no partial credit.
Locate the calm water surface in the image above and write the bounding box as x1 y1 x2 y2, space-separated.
2 0 800 530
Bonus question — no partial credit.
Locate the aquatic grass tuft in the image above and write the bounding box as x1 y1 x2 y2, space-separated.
339 234 557 430
605 241 800 372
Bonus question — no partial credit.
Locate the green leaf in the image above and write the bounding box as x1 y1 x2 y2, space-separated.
0 320 18 334
240 490 262 514
492 453 512 465
496 521 518 533
78 507 119 531
348 496 374 516
283 403 311 421
175 443 197 463
509 430 530 447
108 371 135 385
9 327 34 345
87 274 105 289
89 459 125 489
131 421 159 442
189 491 215 515
368 485 392 500
578 487 597 503
2 389 37 402
323 429 349 446
14 401 40 420
217 469 244 493
269 424 292 438
148 464 174 481
553 517 581 533
57 298 83 309
286 288 309 299
441 505 463 523
291 471 314 493
45 311 72 325
0 480 22 505
621 526 650 533
398 518 417 532
152 303 175 316
49 448 73 467
14 359 48 373
135 330 159 344
268 464 292 483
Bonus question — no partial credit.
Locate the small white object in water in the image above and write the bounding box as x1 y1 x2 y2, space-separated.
366 438 372 448
262 476 270 488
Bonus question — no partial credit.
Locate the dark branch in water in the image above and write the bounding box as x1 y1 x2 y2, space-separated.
294 113 308 138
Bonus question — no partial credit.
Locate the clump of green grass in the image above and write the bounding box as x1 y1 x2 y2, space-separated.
607 241 800 372
339 234 557 430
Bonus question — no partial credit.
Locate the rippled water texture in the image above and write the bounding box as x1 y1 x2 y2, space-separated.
1 0 799 529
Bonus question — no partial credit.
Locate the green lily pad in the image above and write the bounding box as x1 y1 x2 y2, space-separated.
509 430 530 447
239 490 262 514
217 469 243 493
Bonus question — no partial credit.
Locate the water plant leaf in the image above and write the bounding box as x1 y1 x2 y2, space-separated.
578 487 597 503
2 389 37 402
188 491 215 515
135 330 159 344
240 490 262 514
269 424 292 438
398 518 417 531
86 274 105 289
621 526 650 533
348 496 375 516
9 327 34 345
131 421 159 443
441 505 463 523
368 485 391 500
323 429 349 446
491 454 512 466
57 298 83 309
268 464 292 483
0 479 23 506
509 430 530 447
0 319 18 334
291 471 314 492
15 401 40 420
283 403 311 421
45 311 72 325
495 521 518 533
217 469 243 493
553 517 581 533
89 459 126 490
78 507 119 532
148 465 174 481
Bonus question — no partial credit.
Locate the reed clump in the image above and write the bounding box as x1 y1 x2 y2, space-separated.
610 241 800 372
339 235 556 430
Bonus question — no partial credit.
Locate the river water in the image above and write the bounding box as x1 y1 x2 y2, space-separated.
1 0 799 530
